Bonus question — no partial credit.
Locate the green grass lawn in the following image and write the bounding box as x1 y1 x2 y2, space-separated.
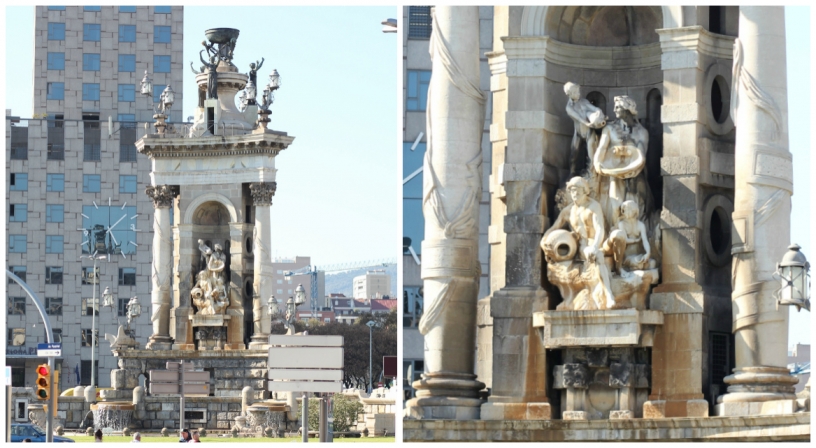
65 435 395 443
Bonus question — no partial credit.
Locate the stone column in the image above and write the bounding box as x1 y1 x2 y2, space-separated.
404 6 485 421
717 6 797 413
248 182 276 349
145 185 177 350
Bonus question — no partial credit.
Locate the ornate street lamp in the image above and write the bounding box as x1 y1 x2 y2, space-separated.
126 296 141 335
257 69 281 131
268 69 281 91
159 85 175 114
294 283 306 307
774 244 811 312
140 70 153 97
267 295 279 318
102 286 115 310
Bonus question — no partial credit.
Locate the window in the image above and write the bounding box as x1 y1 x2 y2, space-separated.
80 360 99 385
118 298 129 316
53 329 63 343
48 23 65 40
119 25 136 42
10 126 28 160
10 174 27 191
84 115 101 160
119 175 137 193
48 115 65 160
84 24 101 41
8 329 25 346
84 6 101 11
277 289 283 294
82 267 99 285
118 54 136 72
46 204 64 223
408 6 433 39
277 270 283 274
118 84 135 102
45 235 64 254
119 6 136 13
81 329 98 347
45 267 64 285
288 289 293 294
9 204 28 222
8 297 26 315
119 268 136 286
48 6 66 10
83 175 101 192
155 6 171 13
406 70 431 111
83 83 100 101
47 82 65 100
83 53 101 71
277 279 283 284
153 86 166 103
47 174 65 192
9 266 26 283
119 115 138 162
154 26 171 43
9 235 27 253
82 298 99 316
47 52 65 70
46 297 63 315
154 55 171 73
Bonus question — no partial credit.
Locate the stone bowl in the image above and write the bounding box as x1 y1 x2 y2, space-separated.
205 28 239 44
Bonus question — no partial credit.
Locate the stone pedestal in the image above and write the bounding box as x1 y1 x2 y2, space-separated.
191 315 231 351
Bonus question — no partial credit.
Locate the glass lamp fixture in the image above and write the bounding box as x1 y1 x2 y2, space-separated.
773 244 810 312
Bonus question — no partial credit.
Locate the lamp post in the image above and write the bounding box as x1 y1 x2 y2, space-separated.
269 285 306 335
366 320 376 393
81 252 107 390
774 244 811 312
258 69 281 131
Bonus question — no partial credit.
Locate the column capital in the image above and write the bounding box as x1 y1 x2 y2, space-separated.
145 185 179 208
249 182 277 206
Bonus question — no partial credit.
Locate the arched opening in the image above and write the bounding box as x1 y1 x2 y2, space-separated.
710 75 730 124
709 206 731 257
545 6 662 46
645 88 663 210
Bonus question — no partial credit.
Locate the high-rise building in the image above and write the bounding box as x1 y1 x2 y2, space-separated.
352 269 392 299
5 5 183 390
270 256 325 314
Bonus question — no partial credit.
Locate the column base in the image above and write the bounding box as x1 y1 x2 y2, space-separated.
404 372 485 420
715 399 799 416
248 334 270 350
481 401 552 420
643 399 709 418
719 366 798 404
145 335 173 350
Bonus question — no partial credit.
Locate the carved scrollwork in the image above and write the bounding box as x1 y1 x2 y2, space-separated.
249 182 277 206
145 185 179 208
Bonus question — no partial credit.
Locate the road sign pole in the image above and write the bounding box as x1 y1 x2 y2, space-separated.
302 392 308 443
179 360 185 433
318 397 326 442
6 384 12 443
46 356 54 443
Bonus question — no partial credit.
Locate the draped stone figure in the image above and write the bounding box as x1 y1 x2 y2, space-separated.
191 239 229 315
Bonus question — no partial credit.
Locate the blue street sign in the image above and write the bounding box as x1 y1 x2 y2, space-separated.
37 343 62 357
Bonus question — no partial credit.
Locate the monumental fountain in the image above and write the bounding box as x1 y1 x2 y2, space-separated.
404 6 810 442
54 27 301 433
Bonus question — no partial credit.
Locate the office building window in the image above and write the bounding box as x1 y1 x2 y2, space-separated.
48 23 65 40
118 84 135 102
155 6 171 13
8 297 26 315
119 175 137 193
9 174 27 191
52 329 63 343
406 70 431 111
119 25 136 42
45 235 64 254
118 54 136 72
154 55 171 73
45 267 64 285
84 6 101 11
9 204 27 222
82 267 99 285
46 174 65 192
47 52 65 70
84 24 101 41
47 115 65 160
9 266 26 283
82 298 99 317
47 82 65 100
46 204 64 223
119 268 137 286
83 83 100 101
119 6 136 13
83 53 101 71
153 85 165 103
118 298 129 316
120 117 138 162
154 26 171 43
84 115 101 160
408 6 433 39
277 289 283 294
10 126 28 160
46 297 63 314
81 329 98 347
9 235 27 253
48 6 66 10
8 329 25 346
83 175 101 192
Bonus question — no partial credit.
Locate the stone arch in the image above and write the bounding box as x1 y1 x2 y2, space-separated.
183 192 238 225
520 6 680 37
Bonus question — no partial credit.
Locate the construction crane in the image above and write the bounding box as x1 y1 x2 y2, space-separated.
284 258 396 319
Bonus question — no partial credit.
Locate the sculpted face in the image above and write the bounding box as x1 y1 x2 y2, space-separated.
614 102 625 119
568 185 586 203
568 86 580 101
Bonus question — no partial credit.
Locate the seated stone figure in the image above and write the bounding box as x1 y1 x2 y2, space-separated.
564 82 606 177
612 200 656 274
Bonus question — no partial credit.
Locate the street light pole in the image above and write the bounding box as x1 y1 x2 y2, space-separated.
81 253 106 392
366 321 375 393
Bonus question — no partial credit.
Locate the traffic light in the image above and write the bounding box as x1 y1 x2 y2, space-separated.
36 364 51 401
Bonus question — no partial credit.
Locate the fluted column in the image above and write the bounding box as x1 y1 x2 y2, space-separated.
145 185 178 350
404 6 485 420
718 6 797 412
248 181 276 349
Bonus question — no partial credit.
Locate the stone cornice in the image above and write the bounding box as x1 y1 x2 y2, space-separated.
501 36 661 70
136 130 295 159
657 26 736 61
